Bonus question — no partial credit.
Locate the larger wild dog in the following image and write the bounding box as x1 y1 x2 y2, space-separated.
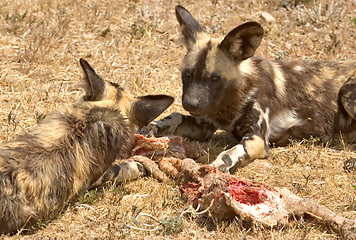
145 5 356 173
0 59 173 234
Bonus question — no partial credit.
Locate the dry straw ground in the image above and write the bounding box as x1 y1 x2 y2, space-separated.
0 0 355 239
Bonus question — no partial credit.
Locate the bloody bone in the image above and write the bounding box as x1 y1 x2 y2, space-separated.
161 157 290 225
161 157 356 239
108 135 355 239
132 146 356 239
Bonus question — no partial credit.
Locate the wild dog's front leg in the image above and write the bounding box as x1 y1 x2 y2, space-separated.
211 102 270 173
211 133 269 173
90 160 147 189
141 112 216 140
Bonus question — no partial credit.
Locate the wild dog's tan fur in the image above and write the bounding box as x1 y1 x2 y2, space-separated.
144 5 356 173
0 59 173 234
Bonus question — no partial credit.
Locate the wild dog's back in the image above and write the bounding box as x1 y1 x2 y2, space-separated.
0 102 134 234
232 58 356 145
281 60 355 144
0 59 173 234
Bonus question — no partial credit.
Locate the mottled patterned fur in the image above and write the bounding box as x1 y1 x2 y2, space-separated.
144 5 356 173
0 59 173 234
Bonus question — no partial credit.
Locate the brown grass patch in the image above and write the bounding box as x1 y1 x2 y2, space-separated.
0 0 355 239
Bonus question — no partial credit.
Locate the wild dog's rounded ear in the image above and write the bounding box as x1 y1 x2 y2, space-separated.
219 22 264 60
175 5 203 47
130 95 174 128
79 58 106 101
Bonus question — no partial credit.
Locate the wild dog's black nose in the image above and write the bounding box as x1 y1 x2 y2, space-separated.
183 97 199 112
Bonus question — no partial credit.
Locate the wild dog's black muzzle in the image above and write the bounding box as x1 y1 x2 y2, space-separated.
182 95 200 112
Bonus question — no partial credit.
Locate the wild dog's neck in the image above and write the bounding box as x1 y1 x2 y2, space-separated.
208 58 259 127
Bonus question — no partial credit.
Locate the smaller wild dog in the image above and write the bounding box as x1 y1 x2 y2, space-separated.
144 5 356 173
0 59 173 234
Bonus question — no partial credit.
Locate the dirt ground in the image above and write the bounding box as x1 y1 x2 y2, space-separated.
0 0 355 239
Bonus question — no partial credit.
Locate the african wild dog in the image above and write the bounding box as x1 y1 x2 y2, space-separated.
143 5 356 173
0 59 173 234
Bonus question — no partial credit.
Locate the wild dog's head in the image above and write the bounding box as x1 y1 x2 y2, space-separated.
78 58 174 128
175 5 263 117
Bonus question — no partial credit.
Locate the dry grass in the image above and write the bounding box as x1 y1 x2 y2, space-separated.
0 0 355 239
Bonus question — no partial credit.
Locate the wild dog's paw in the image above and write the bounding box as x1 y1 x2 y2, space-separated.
90 160 147 189
140 121 159 137
344 158 356 172
211 148 241 173
140 120 170 137
140 112 184 137
211 144 255 173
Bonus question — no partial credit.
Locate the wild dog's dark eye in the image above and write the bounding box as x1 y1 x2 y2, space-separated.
182 69 192 78
210 73 221 82
210 76 219 81
182 69 192 84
